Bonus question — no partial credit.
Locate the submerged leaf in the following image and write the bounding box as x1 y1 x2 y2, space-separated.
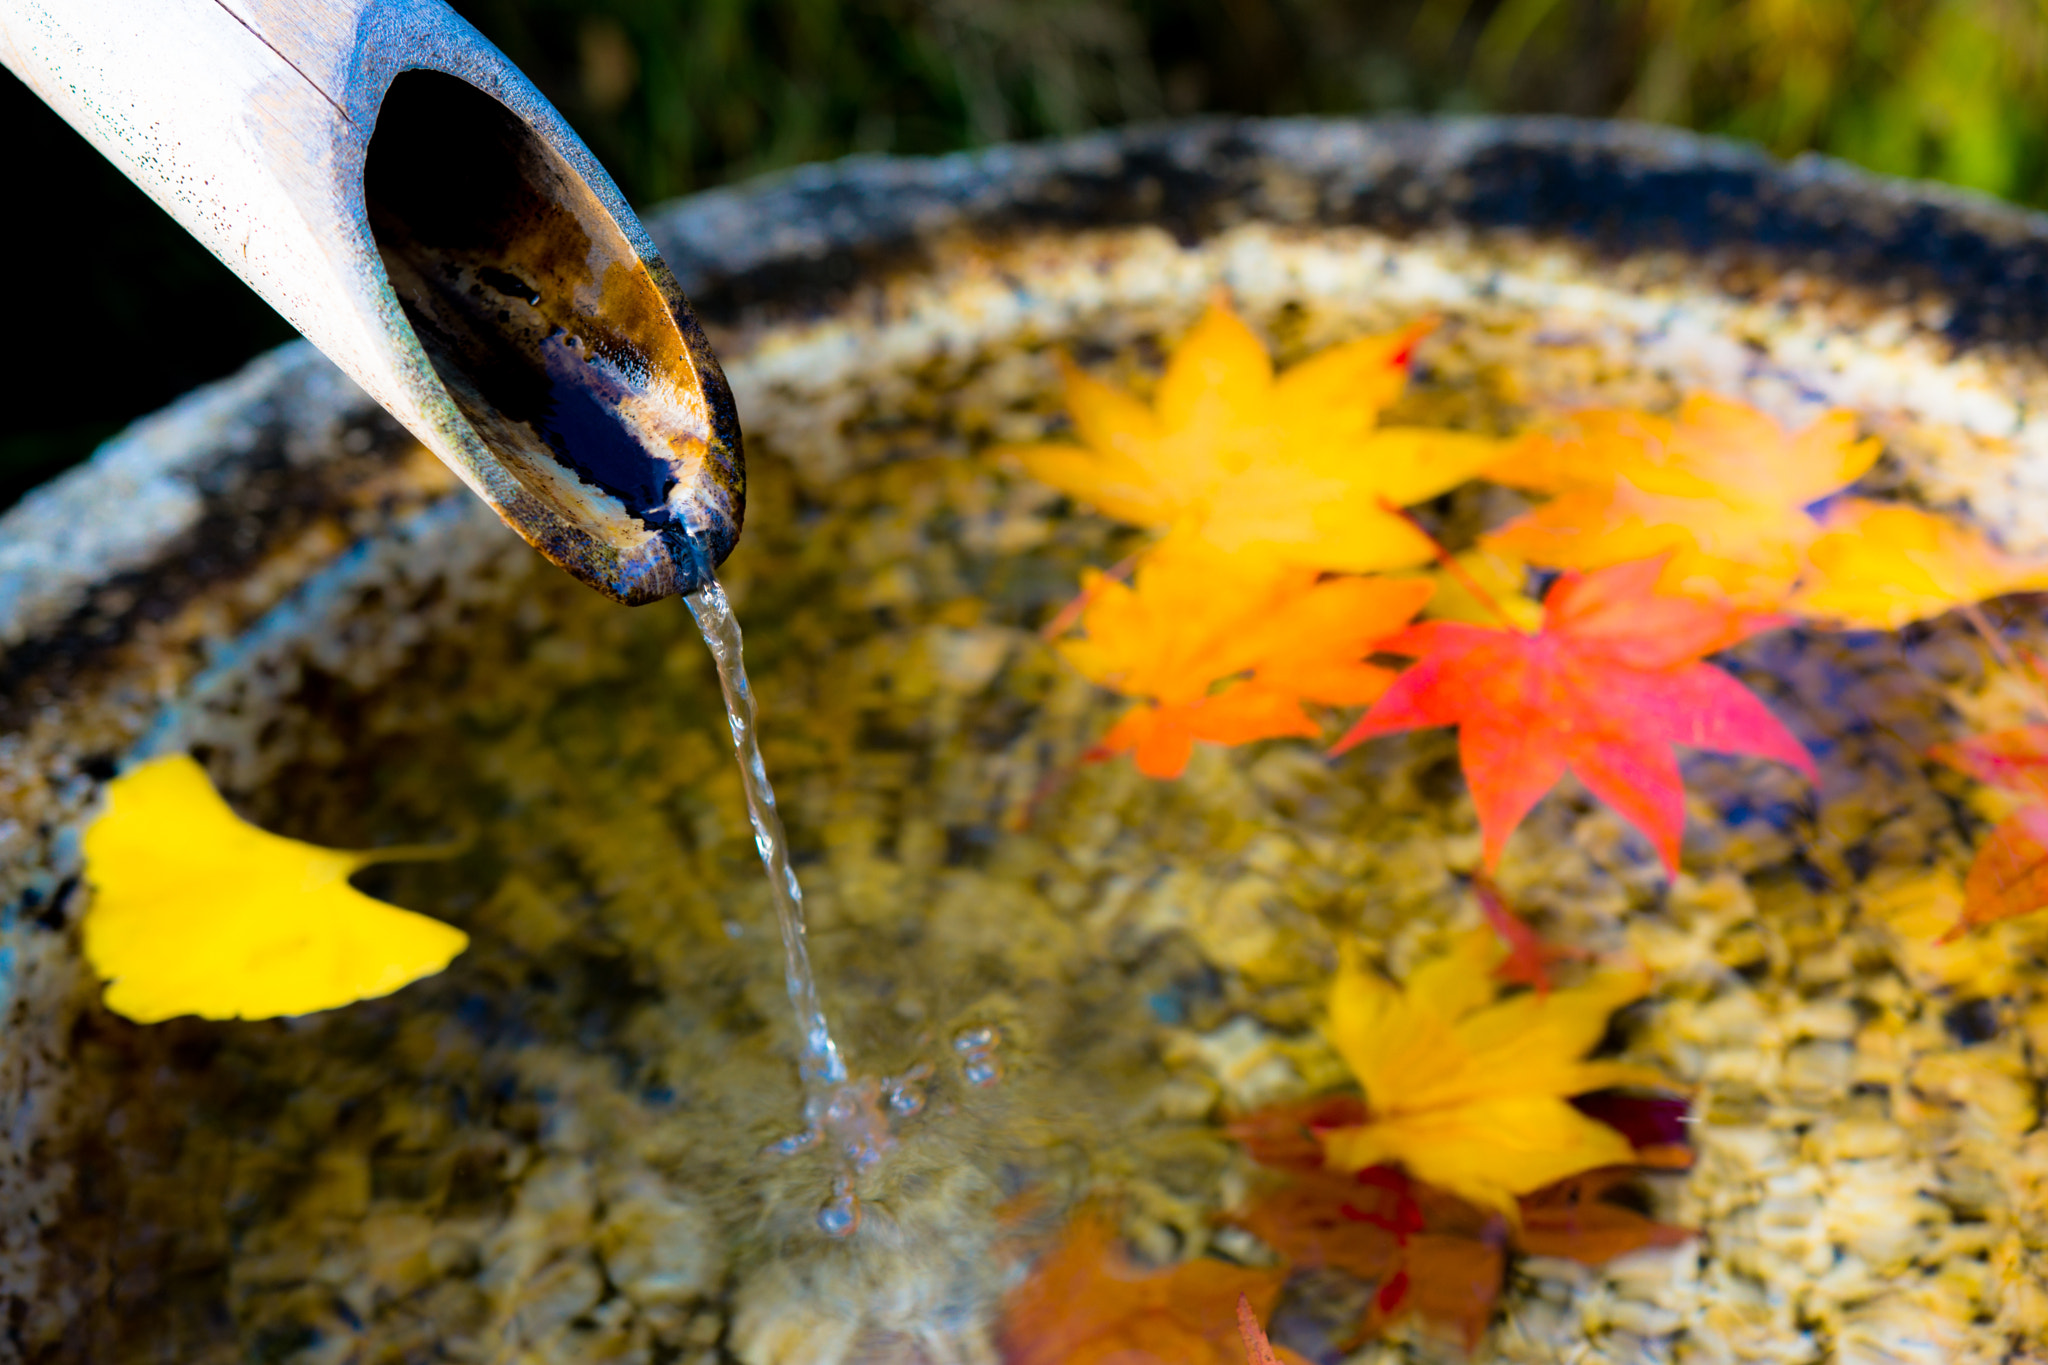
1000 1211 1285 1365
1515 1168 1693 1265
1334 557 1813 871
1393 1229 1506 1348
1227 1094 1369 1172
1230 1167 1405 1283
1790 499 2048 629
1004 297 1502 573
82 754 467 1023
1228 1163 1503 1347
1317 931 1672 1215
1229 1091 1688 1348
1060 538 1431 778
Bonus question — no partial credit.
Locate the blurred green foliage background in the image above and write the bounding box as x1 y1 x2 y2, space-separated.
6 0 2048 504
448 0 2048 207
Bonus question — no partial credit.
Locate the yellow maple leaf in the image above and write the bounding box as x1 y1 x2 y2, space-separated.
1788 499 2048 630
1318 931 1670 1217
82 754 467 1023
1003 297 1502 574
1484 394 1880 606
1057 539 1432 778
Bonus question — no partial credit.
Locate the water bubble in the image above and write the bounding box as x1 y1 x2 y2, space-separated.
886 1084 925 1116
953 1025 1001 1086
818 1181 861 1238
952 1025 998 1052
765 1127 818 1156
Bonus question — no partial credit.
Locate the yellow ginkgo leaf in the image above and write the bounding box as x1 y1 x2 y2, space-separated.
82 754 467 1023
1001 296 1503 574
1318 932 1671 1217
1788 499 2048 630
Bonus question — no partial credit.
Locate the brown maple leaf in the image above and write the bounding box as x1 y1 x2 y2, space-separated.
1516 1167 1694 1265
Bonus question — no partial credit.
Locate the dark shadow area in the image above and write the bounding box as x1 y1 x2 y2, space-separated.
0 67 295 508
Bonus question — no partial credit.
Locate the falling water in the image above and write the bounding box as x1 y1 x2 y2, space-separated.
688 577 914 1236
686 576 849 1091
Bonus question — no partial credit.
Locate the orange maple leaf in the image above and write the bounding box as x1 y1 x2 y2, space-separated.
999 1211 1285 1365
1946 809 2048 939
1484 394 1880 607
1059 538 1432 778
1789 499 2048 630
1333 556 1813 871
1003 296 1502 574
1931 728 2048 935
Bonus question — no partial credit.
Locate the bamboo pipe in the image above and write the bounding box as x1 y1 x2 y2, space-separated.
0 0 743 604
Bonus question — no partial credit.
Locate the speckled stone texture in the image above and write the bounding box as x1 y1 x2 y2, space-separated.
7 117 2048 1364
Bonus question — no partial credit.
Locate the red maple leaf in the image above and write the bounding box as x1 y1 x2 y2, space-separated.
1332 557 1815 871
1950 809 2048 938
1472 878 1586 994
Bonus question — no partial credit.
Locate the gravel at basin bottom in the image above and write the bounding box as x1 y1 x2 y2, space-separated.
58 305 2048 1365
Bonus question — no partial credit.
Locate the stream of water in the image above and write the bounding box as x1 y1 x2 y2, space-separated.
687 577 900 1232
686 577 848 1088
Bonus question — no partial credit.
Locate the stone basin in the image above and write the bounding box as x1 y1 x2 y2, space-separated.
8 117 2048 1362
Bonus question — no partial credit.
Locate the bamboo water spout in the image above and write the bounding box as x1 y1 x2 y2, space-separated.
0 0 743 603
